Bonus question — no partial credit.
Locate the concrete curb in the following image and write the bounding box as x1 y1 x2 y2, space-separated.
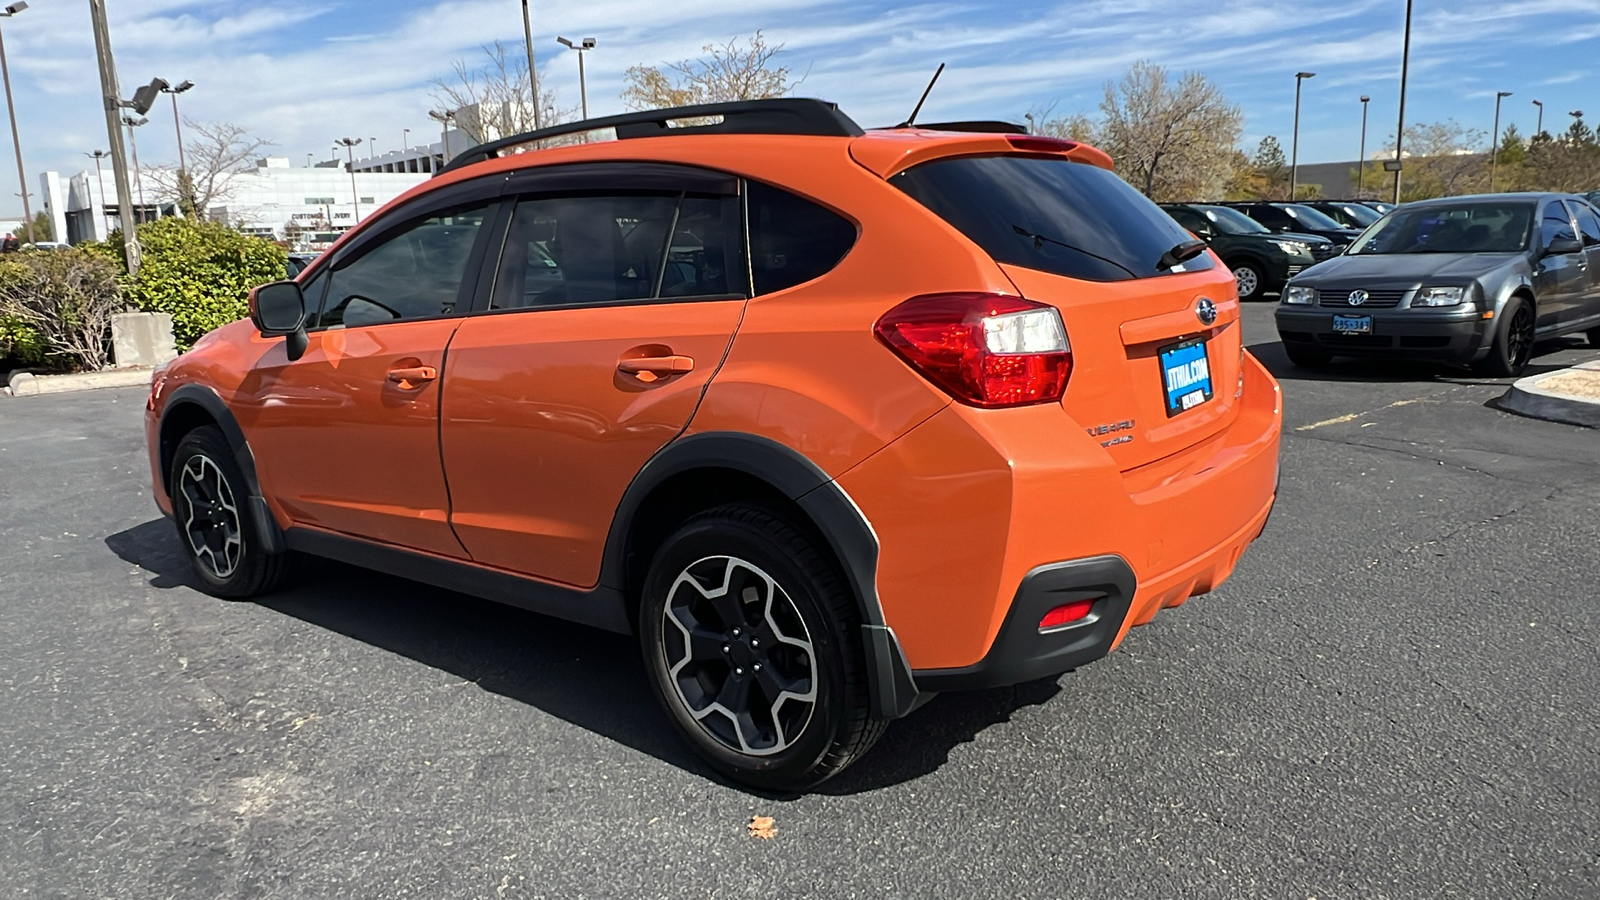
4 367 154 398
1498 360 1600 428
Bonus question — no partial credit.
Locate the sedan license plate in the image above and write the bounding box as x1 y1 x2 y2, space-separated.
1332 314 1373 334
1160 338 1213 417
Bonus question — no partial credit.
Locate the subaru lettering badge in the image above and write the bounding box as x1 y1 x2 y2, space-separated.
1347 290 1369 306
1195 297 1218 326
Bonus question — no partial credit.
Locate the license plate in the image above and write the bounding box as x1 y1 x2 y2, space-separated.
1332 314 1373 334
1160 338 1213 417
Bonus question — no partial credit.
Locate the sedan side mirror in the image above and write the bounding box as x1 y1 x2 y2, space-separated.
1545 236 1583 257
249 281 309 361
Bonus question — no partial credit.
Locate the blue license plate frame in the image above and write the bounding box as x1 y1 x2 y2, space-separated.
1159 338 1214 418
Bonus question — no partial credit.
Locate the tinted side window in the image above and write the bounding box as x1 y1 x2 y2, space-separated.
748 181 857 295
1541 202 1578 249
892 156 1211 282
1568 201 1600 246
1251 206 1294 230
1166 208 1205 232
319 204 492 328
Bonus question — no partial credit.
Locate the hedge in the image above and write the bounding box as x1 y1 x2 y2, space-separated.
123 217 287 350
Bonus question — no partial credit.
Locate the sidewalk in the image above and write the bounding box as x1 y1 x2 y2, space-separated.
1499 360 1600 427
3 368 154 398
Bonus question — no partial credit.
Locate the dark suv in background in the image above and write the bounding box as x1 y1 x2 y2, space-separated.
1163 203 1330 300
1222 202 1364 250
1305 201 1383 230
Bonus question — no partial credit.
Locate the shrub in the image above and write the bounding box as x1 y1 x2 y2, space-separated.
123 217 286 349
0 249 125 371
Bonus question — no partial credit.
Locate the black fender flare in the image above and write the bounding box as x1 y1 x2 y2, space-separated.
157 384 286 554
602 432 920 719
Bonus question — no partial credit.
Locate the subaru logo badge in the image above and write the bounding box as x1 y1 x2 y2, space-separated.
1195 297 1218 326
1347 290 1369 306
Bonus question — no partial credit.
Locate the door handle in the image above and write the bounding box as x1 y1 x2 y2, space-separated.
617 355 695 383
387 365 437 388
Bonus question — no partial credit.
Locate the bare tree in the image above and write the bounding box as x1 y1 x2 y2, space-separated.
144 121 273 219
433 41 567 145
1375 120 1487 200
622 32 797 111
0 248 124 370
1091 61 1243 201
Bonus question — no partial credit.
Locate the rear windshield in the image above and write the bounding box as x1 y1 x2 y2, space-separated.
891 156 1213 282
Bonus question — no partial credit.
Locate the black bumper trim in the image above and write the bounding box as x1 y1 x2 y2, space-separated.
912 555 1138 692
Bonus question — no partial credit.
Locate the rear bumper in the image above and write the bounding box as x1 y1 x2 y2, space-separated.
1275 306 1491 361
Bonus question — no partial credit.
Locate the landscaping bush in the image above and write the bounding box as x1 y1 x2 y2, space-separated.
0 249 125 371
123 217 286 349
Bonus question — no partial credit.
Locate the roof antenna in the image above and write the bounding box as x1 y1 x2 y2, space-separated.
898 63 946 128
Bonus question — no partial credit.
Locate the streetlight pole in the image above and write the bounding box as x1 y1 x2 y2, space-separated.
1489 90 1512 193
1393 0 1413 205
556 37 596 120
336 136 362 223
85 149 110 237
429 109 454 163
1531 100 1544 139
1290 71 1315 200
402 127 410 153
122 115 147 211
521 0 542 131
0 2 34 244
160 80 193 172
1358 95 1370 198
88 0 140 271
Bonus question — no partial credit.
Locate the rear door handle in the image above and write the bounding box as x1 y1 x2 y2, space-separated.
387 366 438 388
617 355 695 383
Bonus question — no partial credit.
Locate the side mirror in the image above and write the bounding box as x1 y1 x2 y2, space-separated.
1545 236 1583 256
249 281 309 361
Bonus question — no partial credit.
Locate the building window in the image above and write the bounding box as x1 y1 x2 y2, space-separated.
305 197 335 205
360 197 375 204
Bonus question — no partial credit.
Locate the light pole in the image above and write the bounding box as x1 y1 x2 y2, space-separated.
1532 99 1544 139
1393 0 1413 204
0 2 34 244
521 0 542 131
556 36 596 120
369 137 377 162
336 136 362 223
402 127 410 153
88 0 140 271
429 109 455 163
1489 90 1512 192
1569 109 1584 140
1023 113 1035 135
160 79 193 173
122 115 148 212
85 149 110 236
1358 95 1370 198
1290 71 1315 200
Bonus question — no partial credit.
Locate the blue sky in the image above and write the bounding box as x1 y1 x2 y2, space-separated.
2 0 1597 217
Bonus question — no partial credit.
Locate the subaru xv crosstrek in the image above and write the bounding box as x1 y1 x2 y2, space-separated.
145 99 1282 790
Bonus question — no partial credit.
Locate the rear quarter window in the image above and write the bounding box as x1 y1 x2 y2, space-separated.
747 181 857 295
890 156 1211 282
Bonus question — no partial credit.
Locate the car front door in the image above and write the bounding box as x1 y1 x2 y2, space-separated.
1564 200 1600 328
236 191 501 558
1533 200 1585 332
439 166 747 587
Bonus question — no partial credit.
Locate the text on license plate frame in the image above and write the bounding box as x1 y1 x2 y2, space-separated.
1159 337 1214 418
1332 314 1373 334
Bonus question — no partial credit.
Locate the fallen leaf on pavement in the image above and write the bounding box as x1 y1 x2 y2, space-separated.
748 815 777 840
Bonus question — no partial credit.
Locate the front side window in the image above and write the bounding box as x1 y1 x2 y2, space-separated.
1566 201 1600 246
1540 202 1578 250
317 203 492 328
1282 205 1345 231
1249 206 1294 230
1202 206 1270 235
892 156 1211 282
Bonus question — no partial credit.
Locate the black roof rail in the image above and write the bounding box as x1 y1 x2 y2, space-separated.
435 98 864 177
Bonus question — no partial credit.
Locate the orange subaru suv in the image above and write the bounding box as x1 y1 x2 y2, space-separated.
145 99 1281 789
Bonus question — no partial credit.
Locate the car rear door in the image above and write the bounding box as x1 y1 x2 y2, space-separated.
439 164 747 587
237 184 503 557
1564 199 1600 328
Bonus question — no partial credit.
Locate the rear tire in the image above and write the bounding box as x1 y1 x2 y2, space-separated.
1230 262 1265 301
1283 343 1333 369
1472 297 1535 378
639 504 885 791
169 426 288 599
1588 326 1600 348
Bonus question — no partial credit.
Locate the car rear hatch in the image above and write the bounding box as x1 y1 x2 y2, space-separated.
860 133 1243 471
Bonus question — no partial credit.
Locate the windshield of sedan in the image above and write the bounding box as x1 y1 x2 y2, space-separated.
1347 203 1535 254
1282 204 1346 231
1200 206 1270 234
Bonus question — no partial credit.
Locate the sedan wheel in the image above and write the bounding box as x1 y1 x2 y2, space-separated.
1472 297 1536 378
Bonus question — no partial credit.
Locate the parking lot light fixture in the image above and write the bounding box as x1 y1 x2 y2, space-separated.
122 115 148 210
428 109 455 162
556 36 596 121
1531 99 1543 138
1358 95 1370 197
160 79 193 176
336 136 362 222
1490 91 1512 192
0 1 34 243
85 149 110 235
1290 71 1315 200
1394 0 1413 204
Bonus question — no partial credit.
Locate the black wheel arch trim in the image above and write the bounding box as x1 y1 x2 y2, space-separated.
157 383 285 555
601 431 921 719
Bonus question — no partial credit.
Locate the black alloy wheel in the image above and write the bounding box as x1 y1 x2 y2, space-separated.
1474 297 1535 378
640 504 884 791
169 426 288 598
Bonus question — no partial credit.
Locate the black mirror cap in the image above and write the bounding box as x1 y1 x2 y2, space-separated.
249 281 309 361
1546 236 1584 256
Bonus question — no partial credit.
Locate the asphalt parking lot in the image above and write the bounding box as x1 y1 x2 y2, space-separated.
3 303 1598 899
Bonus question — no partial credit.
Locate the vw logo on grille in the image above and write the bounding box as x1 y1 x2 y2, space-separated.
1347 290 1369 306
1195 297 1218 325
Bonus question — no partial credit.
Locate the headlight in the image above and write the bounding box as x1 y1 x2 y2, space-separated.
1283 286 1317 305
1270 239 1310 256
1414 286 1465 307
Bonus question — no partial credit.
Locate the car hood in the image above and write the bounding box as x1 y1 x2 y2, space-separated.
1293 251 1523 285
1276 231 1335 246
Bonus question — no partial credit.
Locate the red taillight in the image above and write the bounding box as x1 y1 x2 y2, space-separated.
873 292 1072 408
1005 135 1080 153
1039 600 1095 631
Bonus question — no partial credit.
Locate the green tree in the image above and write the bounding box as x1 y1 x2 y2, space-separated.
123 217 286 349
27 211 52 243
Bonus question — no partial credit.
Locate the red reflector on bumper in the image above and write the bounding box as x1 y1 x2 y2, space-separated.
1039 600 1095 631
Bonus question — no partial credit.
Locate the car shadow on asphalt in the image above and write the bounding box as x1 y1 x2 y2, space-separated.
1248 337 1585 385
105 519 1062 798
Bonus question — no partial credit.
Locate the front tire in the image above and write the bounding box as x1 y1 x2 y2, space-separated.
639 505 884 791
1587 326 1600 348
1472 297 1535 378
1230 261 1265 301
169 426 287 598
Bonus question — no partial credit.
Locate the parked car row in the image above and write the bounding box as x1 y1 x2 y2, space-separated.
1162 199 1395 300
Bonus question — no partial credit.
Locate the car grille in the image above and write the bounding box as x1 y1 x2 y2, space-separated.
1317 288 1408 308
